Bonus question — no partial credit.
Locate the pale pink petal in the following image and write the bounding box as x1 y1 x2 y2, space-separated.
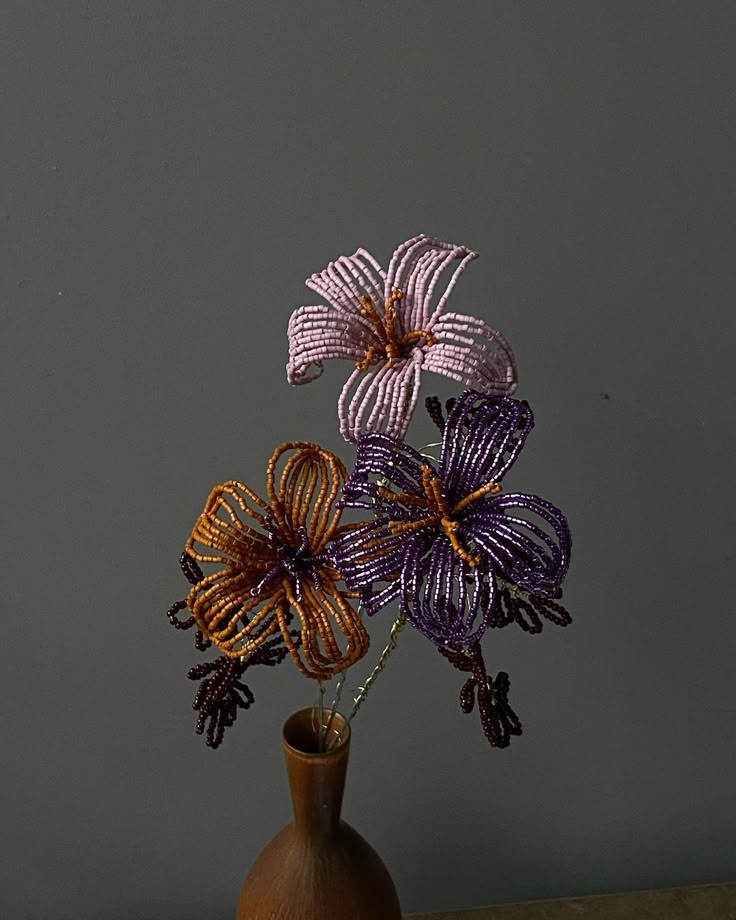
385 235 478 331
337 354 423 443
287 304 376 384
305 247 387 342
422 311 517 395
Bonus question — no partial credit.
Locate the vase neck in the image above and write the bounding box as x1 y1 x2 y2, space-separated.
282 709 351 838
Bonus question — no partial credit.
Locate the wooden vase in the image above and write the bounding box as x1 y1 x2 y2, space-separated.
237 707 402 920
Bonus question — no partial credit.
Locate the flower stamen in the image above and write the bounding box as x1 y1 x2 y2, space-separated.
383 464 501 567
355 288 436 371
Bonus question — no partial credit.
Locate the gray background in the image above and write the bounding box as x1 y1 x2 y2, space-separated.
2 2 735 917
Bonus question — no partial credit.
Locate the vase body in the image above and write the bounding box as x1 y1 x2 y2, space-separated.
237 708 401 920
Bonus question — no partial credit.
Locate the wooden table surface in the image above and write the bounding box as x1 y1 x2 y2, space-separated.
406 882 736 919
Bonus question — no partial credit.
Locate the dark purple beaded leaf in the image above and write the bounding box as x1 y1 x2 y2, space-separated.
187 634 296 750
439 642 522 749
166 553 212 649
424 395 446 433
166 598 195 631
180 551 204 586
492 582 572 634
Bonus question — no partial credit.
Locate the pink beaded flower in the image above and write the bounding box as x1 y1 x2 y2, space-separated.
287 235 517 442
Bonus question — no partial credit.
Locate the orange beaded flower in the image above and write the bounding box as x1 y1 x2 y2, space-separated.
184 442 369 680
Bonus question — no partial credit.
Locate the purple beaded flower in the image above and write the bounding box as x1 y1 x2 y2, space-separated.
332 390 572 647
287 235 517 442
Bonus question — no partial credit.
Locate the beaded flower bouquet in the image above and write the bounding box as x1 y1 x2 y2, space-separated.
166 235 572 918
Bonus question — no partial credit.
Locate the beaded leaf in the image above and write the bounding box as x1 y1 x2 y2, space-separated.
492 581 572 633
287 235 517 442
439 643 522 748
187 636 293 749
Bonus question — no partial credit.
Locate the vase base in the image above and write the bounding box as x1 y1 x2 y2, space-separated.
237 820 401 920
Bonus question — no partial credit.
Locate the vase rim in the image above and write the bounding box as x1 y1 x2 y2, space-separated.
282 707 351 759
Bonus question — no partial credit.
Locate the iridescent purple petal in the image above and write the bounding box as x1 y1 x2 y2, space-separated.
331 518 413 615
341 431 436 522
400 535 494 646
440 390 534 502
464 492 571 597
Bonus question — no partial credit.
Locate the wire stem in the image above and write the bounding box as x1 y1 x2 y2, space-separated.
323 672 346 750
314 680 326 751
346 611 406 726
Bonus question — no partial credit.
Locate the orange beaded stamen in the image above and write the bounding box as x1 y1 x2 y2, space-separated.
385 465 502 567
355 289 436 371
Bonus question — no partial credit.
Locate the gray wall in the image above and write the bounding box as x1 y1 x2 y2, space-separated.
2 2 735 917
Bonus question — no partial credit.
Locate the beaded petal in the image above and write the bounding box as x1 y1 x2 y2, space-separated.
287 235 517 442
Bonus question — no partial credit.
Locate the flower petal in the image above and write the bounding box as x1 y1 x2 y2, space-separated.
284 578 369 678
186 480 274 570
187 569 284 655
287 304 376 385
306 247 387 327
385 235 478 330
286 247 389 386
464 492 572 597
332 518 410 613
266 442 347 552
400 535 494 646
341 431 434 520
338 354 422 443
423 312 517 395
440 391 535 502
